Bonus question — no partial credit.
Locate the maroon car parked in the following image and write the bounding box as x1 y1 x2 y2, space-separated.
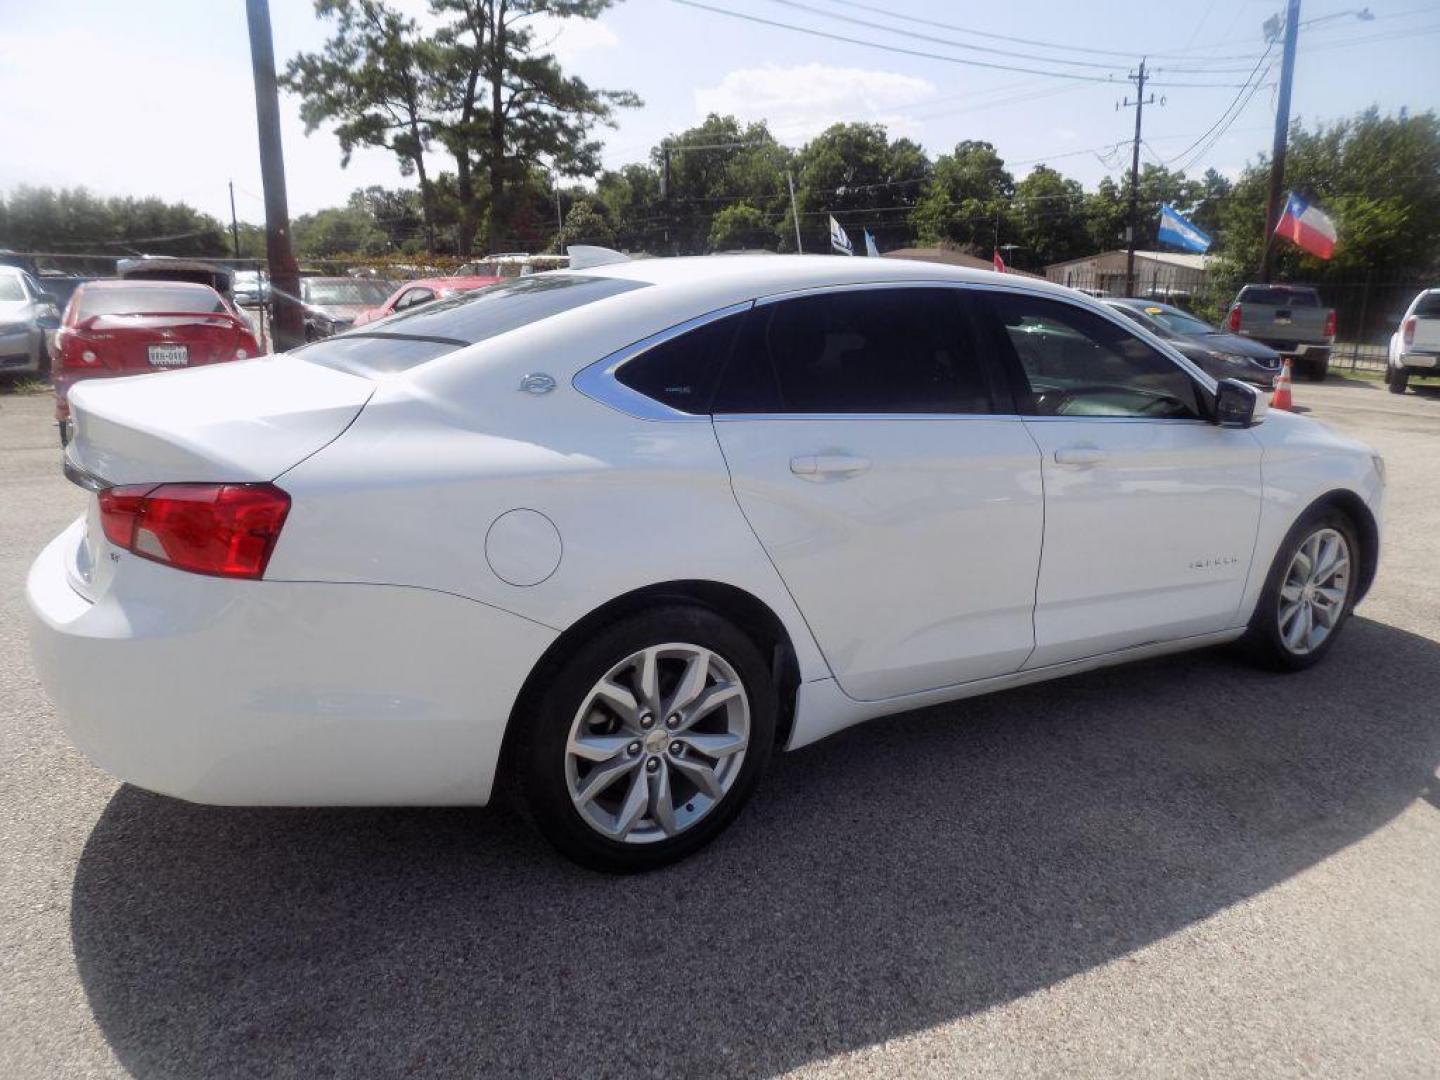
51 280 261 445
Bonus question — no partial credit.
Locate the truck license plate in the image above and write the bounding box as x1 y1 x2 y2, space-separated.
148 344 189 367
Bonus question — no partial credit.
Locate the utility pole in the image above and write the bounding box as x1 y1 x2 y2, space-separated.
228 180 241 259
1260 0 1301 282
245 0 304 352
787 170 803 253
1122 58 1153 297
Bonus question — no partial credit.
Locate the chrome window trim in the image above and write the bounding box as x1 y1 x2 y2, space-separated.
572 300 755 421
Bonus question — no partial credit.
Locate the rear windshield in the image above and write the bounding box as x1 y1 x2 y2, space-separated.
297 273 647 375
1237 286 1320 307
1413 293 1440 319
301 279 392 306
79 286 224 316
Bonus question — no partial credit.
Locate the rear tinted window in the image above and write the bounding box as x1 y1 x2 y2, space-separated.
1237 286 1320 307
714 288 992 415
1413 293 1440 319
298 273 647 376
301 278 392 306
79 286 224 316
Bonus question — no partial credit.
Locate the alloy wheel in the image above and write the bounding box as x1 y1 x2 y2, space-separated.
564 643 751 844
1277 527 1351 656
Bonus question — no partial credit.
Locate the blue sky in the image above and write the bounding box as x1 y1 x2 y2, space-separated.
2 0 1437 226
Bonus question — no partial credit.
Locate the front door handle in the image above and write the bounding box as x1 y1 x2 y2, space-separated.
790 454 872 478
1053 447 1109 467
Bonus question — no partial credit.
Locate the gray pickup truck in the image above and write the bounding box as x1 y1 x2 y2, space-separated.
1226 284 1336 381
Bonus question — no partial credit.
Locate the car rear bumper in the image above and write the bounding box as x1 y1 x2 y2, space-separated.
1398 350 1439 370
0 326 41 371
27 518 556 806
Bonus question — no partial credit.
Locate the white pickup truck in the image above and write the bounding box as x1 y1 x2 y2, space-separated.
1387 288 1440 394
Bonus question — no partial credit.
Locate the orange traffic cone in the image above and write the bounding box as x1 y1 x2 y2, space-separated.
1271 359 1294 411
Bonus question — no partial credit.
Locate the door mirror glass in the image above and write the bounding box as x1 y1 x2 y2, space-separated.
36 310 61 330
1214 377 1265 428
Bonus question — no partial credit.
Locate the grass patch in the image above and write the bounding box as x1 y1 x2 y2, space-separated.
0 376 50 395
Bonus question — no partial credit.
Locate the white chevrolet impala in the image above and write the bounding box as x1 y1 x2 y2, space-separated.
28 256 1385 871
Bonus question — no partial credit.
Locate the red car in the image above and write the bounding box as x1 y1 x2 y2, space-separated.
352 275 502 327
52 280 260 445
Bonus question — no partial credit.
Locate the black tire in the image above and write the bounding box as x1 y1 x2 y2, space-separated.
515 604 776 872
1237 504 1361 672
1388 365 1410 394
1302 353 1329 381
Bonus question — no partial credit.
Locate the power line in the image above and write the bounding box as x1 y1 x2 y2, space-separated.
762 0 1131 72
1163 41 1276 167
669 0 1265 86
803 0 1267 61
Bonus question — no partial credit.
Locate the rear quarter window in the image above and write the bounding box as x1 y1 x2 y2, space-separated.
1237 286 1321 307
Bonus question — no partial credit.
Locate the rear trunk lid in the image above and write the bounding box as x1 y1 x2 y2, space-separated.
63 355 373 602
75 312 256 371
66 353 373 485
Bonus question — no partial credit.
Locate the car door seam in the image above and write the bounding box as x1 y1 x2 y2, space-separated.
706 417 839 686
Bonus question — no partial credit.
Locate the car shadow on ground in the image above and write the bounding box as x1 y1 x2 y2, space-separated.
70 616 1440 1079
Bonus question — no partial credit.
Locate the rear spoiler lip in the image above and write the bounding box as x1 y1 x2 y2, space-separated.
76 311 248 331
63 454 109 493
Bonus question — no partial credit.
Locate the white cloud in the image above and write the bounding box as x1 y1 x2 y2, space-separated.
532 16 619 67
694 63 937 144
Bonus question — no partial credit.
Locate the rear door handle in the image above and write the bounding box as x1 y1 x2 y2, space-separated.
790 454 872 478
1053 447 1109 467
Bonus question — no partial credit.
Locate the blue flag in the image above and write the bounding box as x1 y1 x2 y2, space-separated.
864 230 879 257
829 215 853 256
1157 204 1212 253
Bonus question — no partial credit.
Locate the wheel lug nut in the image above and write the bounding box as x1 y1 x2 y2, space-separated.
665 713 680 729
627 741 641 756
645 758 659 772
669 741 683 756
639 713 654 729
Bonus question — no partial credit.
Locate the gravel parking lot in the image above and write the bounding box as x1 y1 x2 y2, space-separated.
2 377 1439 1079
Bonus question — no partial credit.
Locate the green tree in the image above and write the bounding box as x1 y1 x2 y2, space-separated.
708 204 775 251
796 123 929 252
1011 165 1088 269
0 185 227 256
288 0 638 257
283 1 441 249
911 140 1011 250
292 205 390 258
554 200 615 250
1216 109 1440 280
595 163 663 251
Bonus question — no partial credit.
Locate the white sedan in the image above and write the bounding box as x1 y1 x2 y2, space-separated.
28 256 1385 871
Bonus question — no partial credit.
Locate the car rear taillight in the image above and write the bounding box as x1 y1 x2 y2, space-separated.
1403 316 1416 346
98 483 290 579
1227 304 1241 332
1324 309 1336 339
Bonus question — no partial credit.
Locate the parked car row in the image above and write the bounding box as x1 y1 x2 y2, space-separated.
29 254 1385 872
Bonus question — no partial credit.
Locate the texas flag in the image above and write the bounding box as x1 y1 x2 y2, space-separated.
1274 192 1337 260
992 248 1006 273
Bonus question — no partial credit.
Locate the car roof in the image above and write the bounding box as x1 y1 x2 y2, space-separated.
572 254 1081 312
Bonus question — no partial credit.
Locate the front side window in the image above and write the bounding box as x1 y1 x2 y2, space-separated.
984 292 1203 420
394 287 435 311
714 288 992 415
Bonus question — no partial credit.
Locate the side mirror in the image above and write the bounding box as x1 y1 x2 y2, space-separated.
36 308 61 331
1213 377 1266 428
